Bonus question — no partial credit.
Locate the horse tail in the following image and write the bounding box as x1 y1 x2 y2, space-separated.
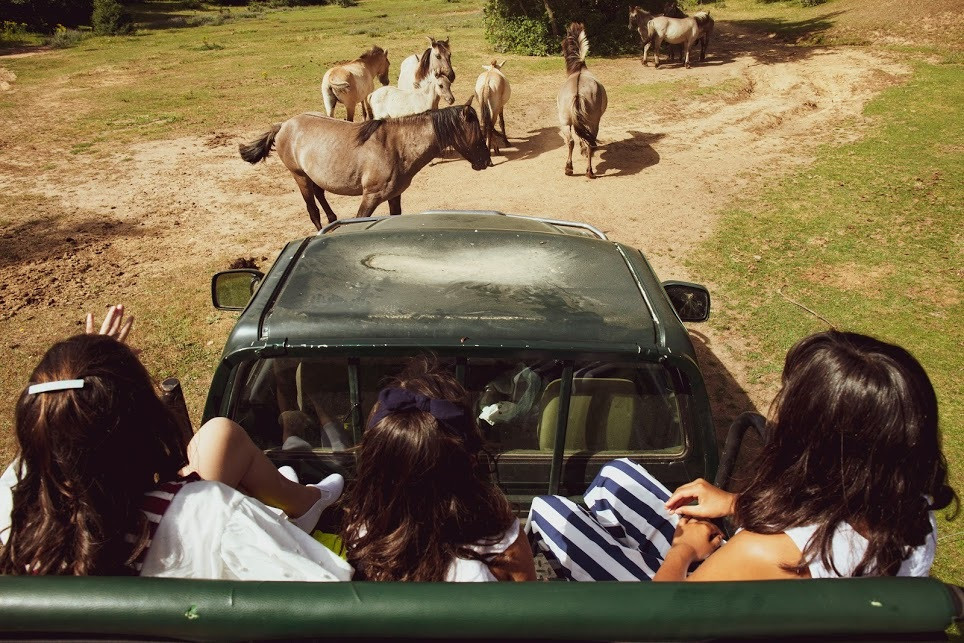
571 80 597 149
480 82 494 141
239 123 282 164
356 119 385 145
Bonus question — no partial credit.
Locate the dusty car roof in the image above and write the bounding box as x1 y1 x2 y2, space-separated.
261 212 656 348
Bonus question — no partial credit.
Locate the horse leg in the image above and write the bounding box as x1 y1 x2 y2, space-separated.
292 172 323 231
654 36 662 68
388 195 401 216
355 193 384 218
312 184 338 224
586 143 596 180
642 40 651 66
684 41 691 68
499 111 508 145
564 129 575 176
345 102 355 123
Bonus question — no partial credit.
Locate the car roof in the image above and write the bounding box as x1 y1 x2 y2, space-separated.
259 212 661 350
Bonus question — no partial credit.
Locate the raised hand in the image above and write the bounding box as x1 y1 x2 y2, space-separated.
665 478 737 519
85 304 134 344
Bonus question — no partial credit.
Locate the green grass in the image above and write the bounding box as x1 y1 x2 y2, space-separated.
690 58 964 582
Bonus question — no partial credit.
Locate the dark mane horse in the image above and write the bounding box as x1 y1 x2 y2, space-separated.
398 37 455 90
240 106 489 229
556 23 607 178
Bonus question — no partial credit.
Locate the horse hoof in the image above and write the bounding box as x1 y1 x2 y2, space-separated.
565 166 573 176
586 172 595 180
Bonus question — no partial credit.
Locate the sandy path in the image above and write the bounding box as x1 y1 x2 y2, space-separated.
0 23 910 450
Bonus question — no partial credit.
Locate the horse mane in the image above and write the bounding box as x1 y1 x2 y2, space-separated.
358 45 386 63
430 104 473 150
561 23 589 75
694 12 712 27
414 47 433 84
355 119 385 145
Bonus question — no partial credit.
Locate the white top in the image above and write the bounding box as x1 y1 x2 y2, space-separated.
446 518 521 582
784 514 937 578
0 461 352 582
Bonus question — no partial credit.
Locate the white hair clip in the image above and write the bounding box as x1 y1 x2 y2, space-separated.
27 379 85 395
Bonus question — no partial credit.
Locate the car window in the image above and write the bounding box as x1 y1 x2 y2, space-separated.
230 357 685 498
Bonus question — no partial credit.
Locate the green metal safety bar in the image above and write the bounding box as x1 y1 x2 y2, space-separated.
1 576 961 641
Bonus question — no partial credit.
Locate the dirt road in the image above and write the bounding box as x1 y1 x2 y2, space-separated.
0 22 910 452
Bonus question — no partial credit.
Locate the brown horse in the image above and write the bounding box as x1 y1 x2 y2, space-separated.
557 23 607 179
397 37 455 90
321 46 391 122
239 105 490 229
629 6 713 68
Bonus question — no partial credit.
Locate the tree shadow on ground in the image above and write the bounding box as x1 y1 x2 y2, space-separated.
126 0 244 31
719 12 847 65
689 329 765 492
0 215 147 270
593 131 664 178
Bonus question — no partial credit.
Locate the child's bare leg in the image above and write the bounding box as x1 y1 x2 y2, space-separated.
185 417 319 519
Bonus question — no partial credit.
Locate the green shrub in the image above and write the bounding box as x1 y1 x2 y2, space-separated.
92 0 133 35
45 24 92 48
483 0 666 56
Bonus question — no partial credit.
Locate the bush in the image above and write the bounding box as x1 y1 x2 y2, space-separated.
45 24 92 48
92 0 133 35
0 0 93 32
483 0 668 56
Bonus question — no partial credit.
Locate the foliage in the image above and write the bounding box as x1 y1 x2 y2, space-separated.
690 60 964 582
92 0 133 35
45 24 92 47
0 0 93 32
483 0 671 55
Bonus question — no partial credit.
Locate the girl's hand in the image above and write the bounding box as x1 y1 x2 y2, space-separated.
85 304 134 343
671 517 725 562
665 478 738 519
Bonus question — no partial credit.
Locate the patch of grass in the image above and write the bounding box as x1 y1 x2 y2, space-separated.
690 60 964 583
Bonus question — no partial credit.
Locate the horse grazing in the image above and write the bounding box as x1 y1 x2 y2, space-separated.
397 37 455 91
368 69 455 120
238 105 490 229
321 46 390 122
629 5 713 68
557 23 607 179
472 59 511 162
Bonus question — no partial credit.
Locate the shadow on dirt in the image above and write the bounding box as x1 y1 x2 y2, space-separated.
0 215 147 270
715 13 846 65
594 131 664 178
689 329 765 490
502 126 562 162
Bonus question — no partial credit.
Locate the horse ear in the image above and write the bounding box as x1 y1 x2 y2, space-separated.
464 94 474 107
482 64 491 71
498 60 507 68
427 36 436 45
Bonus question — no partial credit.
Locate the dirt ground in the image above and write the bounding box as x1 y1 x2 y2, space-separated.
0 21 912 450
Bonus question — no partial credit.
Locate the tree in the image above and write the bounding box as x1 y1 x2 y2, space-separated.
92 0 132 35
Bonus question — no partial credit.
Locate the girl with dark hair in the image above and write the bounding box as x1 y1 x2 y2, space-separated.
528 330 957 581
0 306 349 580
342 357 536 582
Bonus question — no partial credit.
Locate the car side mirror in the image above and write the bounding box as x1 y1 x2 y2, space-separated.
661 281 710 322
212 269 264 311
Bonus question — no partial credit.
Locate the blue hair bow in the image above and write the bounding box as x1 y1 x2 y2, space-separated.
369 387 470 435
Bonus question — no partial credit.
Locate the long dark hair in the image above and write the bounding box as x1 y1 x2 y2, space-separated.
342 356 515 581
0 334 188 576
736 331 957 576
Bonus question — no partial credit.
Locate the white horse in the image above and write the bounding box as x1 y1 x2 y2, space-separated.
369 69 455 119
472 60 511 162
397 37 454 90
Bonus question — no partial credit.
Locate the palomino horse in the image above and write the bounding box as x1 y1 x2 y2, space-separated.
368 69 455 120
557 23 607 179
321 46 390 121
238 105 490 229
397 37 455 90
471 59 511 162
629 6 713 68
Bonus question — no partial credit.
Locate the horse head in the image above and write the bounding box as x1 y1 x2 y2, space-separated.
440 105 489 171
628 6 652 30
427 36 455 83
364 46 391 85
433 69 456 106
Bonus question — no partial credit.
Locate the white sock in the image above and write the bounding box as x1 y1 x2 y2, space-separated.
289 473 345 534
278 465 299 483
